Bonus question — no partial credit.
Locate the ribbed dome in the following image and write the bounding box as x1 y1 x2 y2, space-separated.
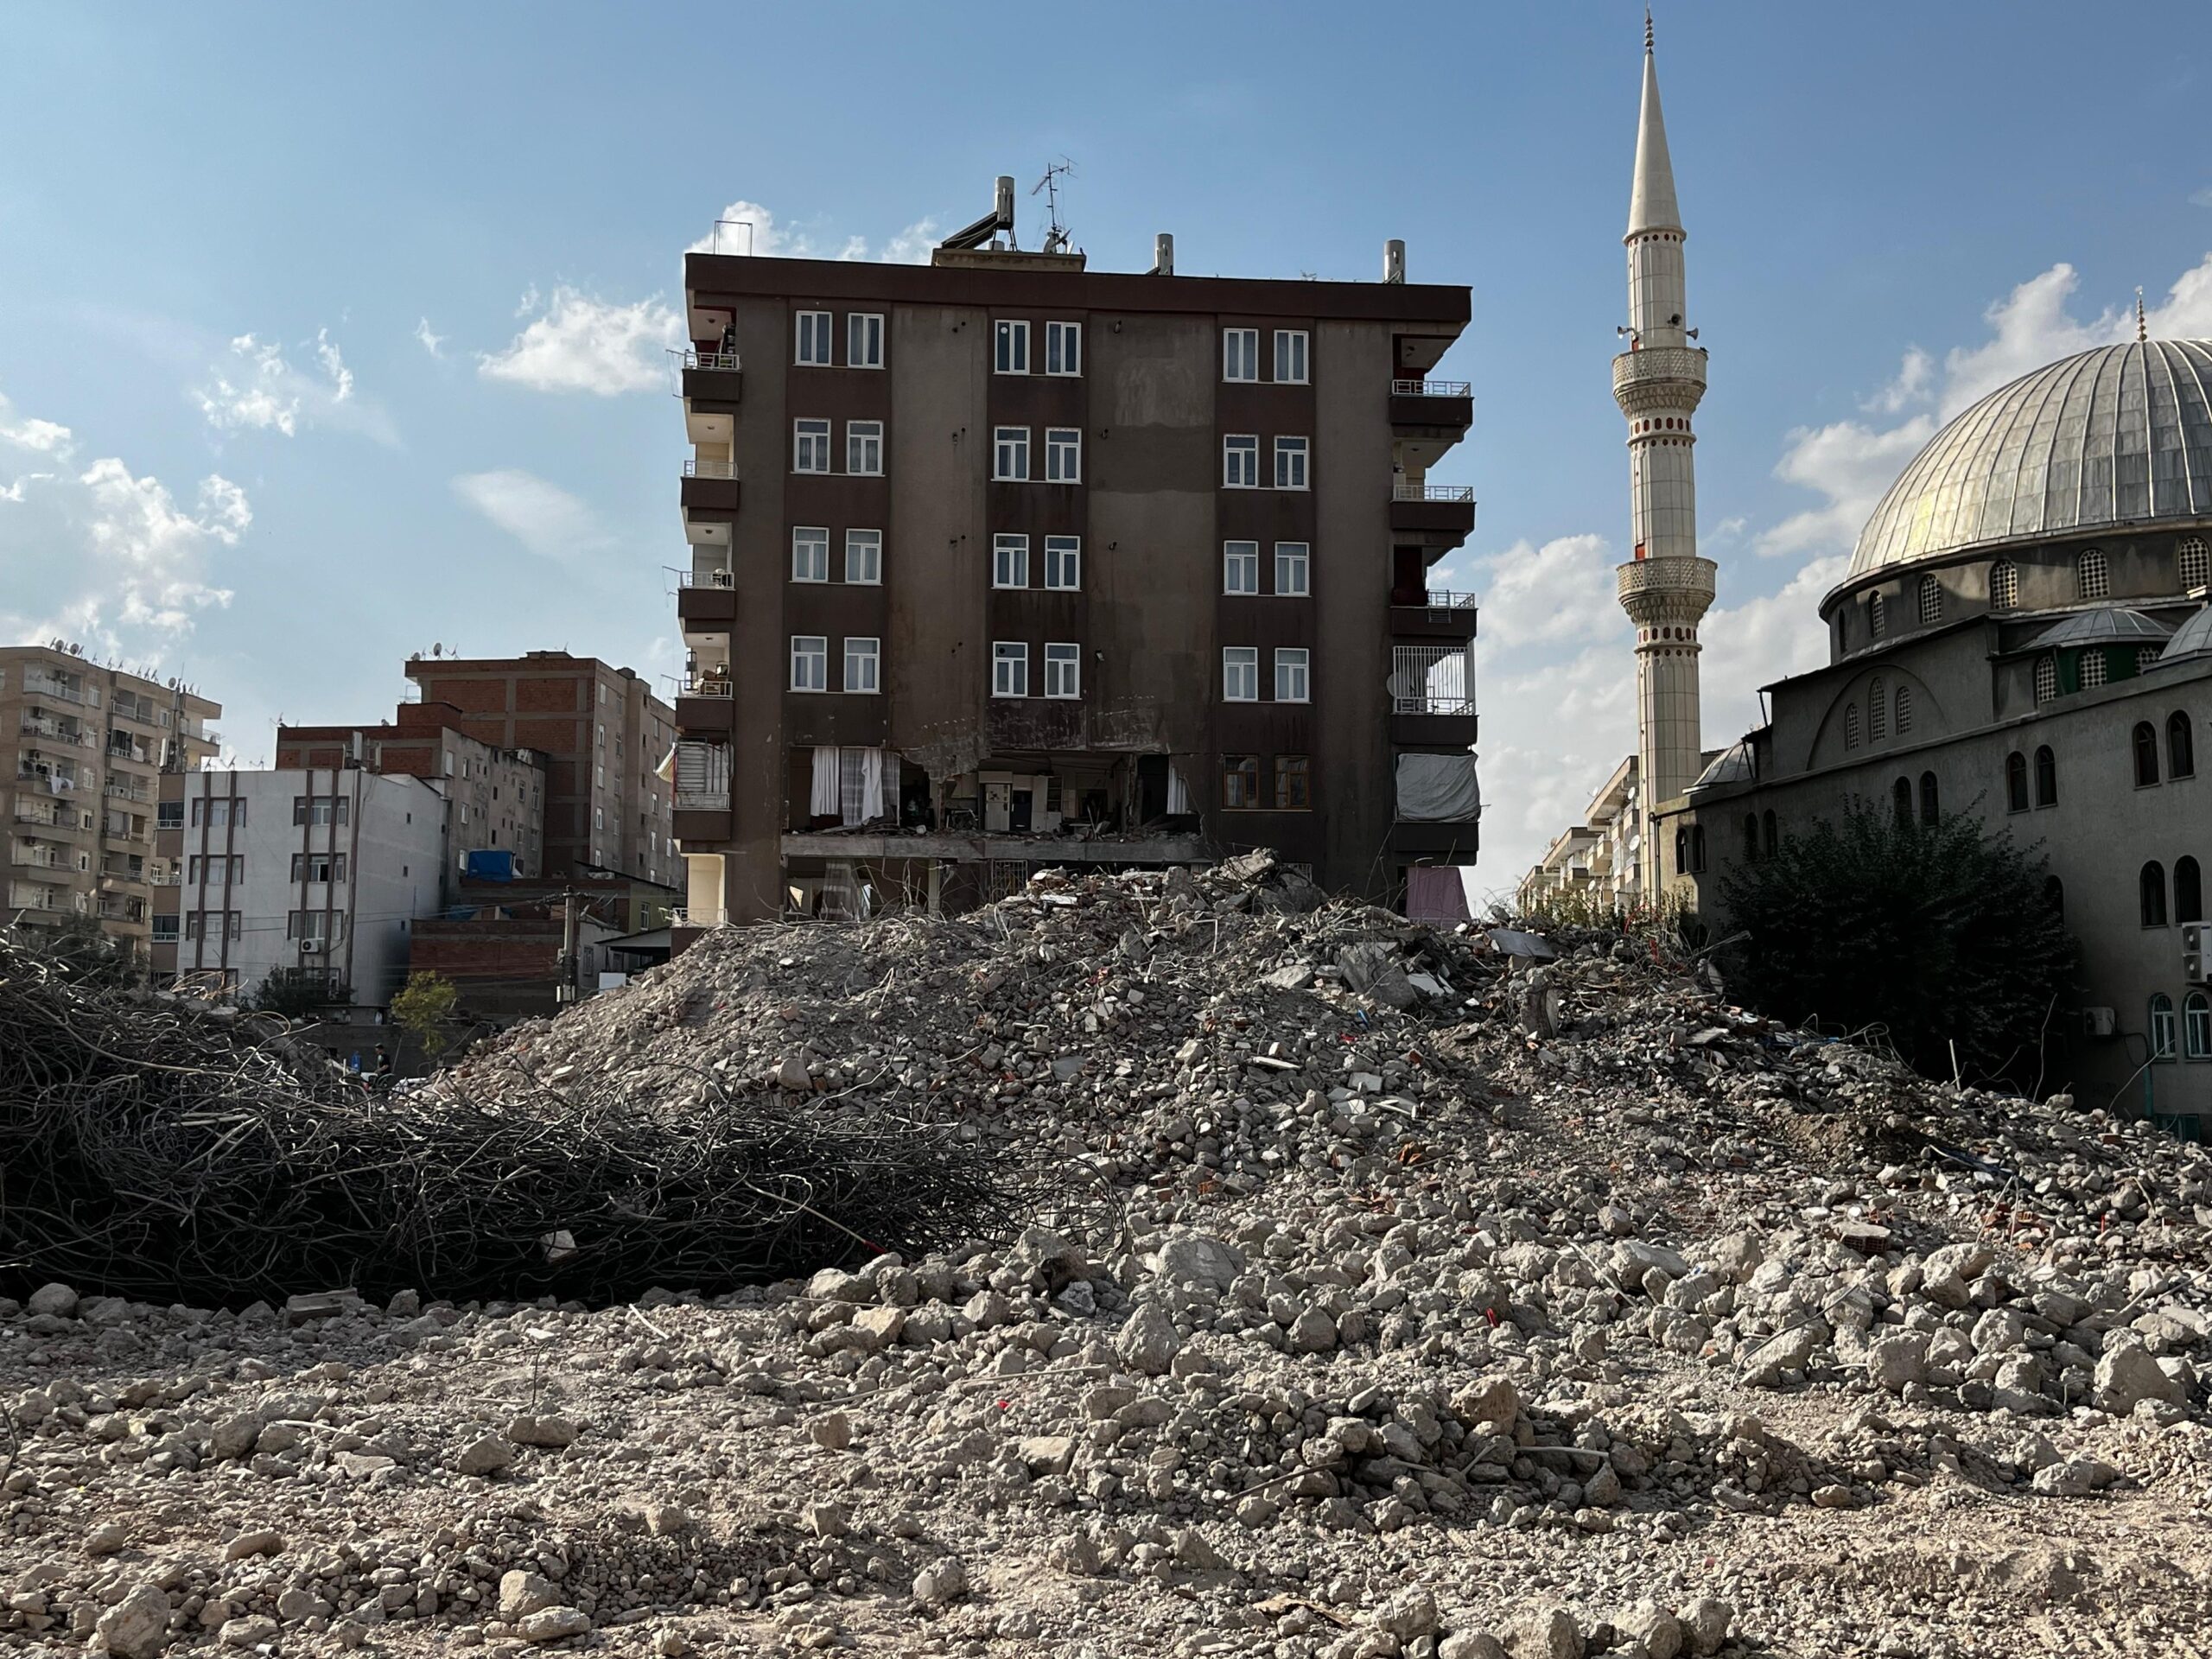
1849 340 2212 578
2034 607 2171 647
2157 604 2212 661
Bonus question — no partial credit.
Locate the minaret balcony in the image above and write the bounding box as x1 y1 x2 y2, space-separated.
1611 346 1708 416
1389 379 1473 467
1389 482 1477 551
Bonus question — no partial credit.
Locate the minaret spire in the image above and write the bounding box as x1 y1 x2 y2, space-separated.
2139 287 2149 343
1611 14 1715 898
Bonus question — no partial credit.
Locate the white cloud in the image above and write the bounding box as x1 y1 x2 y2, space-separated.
1862 346 1932 415
194 329 388 442
1470 641 1639 906
1466 533 1627 651
0 387 245 654
451 469 612 566
476 288 683 396
414 317 446 358
686 199 938 264
1755 416 1936 560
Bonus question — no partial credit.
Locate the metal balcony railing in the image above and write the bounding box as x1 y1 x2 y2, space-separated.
674 787 732 811
1408 590 1478 611
682 678 734 698
104 782 151 804
1391 378 1473 398
668 906 728 928
10 849 65 869
682 458 739 480
683 350 741 372
678 568 736 588
1392 482 1476 503
1390 645 1478 717
22 678 86 705
150 870 181 886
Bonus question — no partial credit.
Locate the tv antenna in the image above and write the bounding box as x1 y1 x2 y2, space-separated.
1032 159 1076 254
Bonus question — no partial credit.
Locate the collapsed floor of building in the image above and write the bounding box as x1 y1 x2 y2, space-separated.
3 852 2211 1657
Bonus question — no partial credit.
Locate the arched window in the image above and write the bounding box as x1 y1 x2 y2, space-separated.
1761 810 1777 857
2180 537 2209 591
2077 548 2109 600
1990 558 2018 611
2134 721 2160 787
2186 992 2212 1060
2178 856 2203 924
2151 993 2178 1060
1675 827 1689 876
2139 645 2164 673
2170 710 2196 779
1918 771 1939 824
1869 677 1888 740
1894 683 1913 734
1918 575 1942 625
1891 777 1912 823
1689 824 1707 874
1871 593 1888 639
2080 649 2108 689
1844 702 1862 749
2005 750 2029 812
2142 861 2169 928
2045 874 2064 918
2035 745 2057 806
2033 654 2057 703
1743 814 1759 863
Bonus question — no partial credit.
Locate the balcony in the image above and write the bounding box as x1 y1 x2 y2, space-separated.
1389 379 1474 467
1388 644 1478 747
673 677 737 736
20 718 92 747
9 846 67 870
22 677 86 706
103 781 152 804
677 569 739 633
1389 482 1477 552
668 906 729 930
679 349 743 419
1389 588 1481 641
681 458 741 546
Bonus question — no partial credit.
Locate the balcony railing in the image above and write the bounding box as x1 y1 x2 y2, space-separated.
17 768 81 791
22 678 86 705
1391 645 1478 717
683 350 741 372
675 787 732 811
679 568 736 588
1393 482 1476 503
104 782 152 804
10 849 66 869
12 805 67 827
1391 379 1472 397
1410 590 1478 611
668 906 728 929
150 870 181 886
683 678 734 698
682 458 739 480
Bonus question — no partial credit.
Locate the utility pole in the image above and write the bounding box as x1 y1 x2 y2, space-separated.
556 887 580 1005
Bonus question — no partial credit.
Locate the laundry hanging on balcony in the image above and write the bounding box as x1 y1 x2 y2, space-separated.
810 747 888 827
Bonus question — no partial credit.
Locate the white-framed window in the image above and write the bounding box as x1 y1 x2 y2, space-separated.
995 320 1030 374
847 420 883 475
1046 321 1082 377
791 525 830 583
993 534 1030 588
1223 645 1259 702
1044 642 1081 699
794 418 831 473
992 641 1028 697
1274 647 1311 702
1224 435 1259 488
1274 541 1311 596
845 529 882 584
994 426 1030 481
1274 329 1309 385
848 312 884 369
1224 541 1260 594
790 635 828 692
843 637 880 694
289 851 346 883
1045 536 1081 590
796 310 833 365
2152 992 2178 1059
2188 990 2212 1059
1046 426 1081 483
1224 327 1259 382
1274 436 1310 490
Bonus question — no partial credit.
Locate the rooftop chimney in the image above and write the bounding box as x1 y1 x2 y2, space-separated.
1152 232 1175 276
1384 239 1407 284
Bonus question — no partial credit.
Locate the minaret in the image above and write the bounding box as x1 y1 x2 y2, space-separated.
1613 14 1716 890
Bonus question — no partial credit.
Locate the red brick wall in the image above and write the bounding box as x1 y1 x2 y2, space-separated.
418 677 509 713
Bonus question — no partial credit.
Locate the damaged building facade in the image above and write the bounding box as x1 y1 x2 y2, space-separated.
671 187 1480 926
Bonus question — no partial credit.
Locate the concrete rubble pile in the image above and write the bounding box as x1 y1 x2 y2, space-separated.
5 850 2212 1657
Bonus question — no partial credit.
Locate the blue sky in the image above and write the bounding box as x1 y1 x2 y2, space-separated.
5 3 2212 897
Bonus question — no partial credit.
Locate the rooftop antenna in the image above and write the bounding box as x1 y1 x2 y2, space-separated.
2138 287 2148 343
1032 159 1076 255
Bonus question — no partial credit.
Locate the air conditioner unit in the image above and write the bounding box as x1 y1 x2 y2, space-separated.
300 938 326 955
2082 1006 2117 1039
2186 923 2210 985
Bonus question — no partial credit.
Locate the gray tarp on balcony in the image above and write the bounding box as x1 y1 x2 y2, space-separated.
1395 753 1481 822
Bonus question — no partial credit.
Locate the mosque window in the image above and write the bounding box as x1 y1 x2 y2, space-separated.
1894 683 1913 734
2080 650 2107 690
2186 992 2212 1060
1917 575 1942 626
1891 777 1912 823
2033 654 2056 703
2077 549 2108 601
2151 993 2177 1059
1990 559 2018 611
1868 677 1887 740
2170 711 2195 779
1918 771 1939 824
2142 861 2169 928
2034 745 2057 806
2181 538 2209 591
2134 721 2160 787
1844 702 1861 749
2005 751 2029 812
2178 856 2204 925
1870 593 1887 639
2138 646 2162 673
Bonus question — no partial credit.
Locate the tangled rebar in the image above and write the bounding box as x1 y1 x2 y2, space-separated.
0 929 1015 1307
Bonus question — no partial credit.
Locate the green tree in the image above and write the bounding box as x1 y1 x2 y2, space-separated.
251 966 350 1020
390 969 461 1063
1717 801 2076 1084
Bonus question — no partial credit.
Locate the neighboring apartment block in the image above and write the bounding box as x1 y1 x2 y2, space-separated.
400 652 676 886
276 701 545 879
3 642 219 955
149 766 447 1004
671 184 1481 926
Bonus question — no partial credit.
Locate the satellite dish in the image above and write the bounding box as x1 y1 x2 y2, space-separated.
1386 671 1416 701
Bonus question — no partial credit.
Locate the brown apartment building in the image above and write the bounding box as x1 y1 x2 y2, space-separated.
673 188 1481 926
3 642 219 955
397 652 677 887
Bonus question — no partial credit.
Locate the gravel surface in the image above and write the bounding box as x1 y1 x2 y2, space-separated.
4 855 2209 1657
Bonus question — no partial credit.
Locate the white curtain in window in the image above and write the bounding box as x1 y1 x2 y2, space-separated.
861 748 886 824
1166 762 1191 814
810 747 841 817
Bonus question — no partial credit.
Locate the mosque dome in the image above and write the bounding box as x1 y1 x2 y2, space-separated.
2154 603 2212 662
1847 340 2212 579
